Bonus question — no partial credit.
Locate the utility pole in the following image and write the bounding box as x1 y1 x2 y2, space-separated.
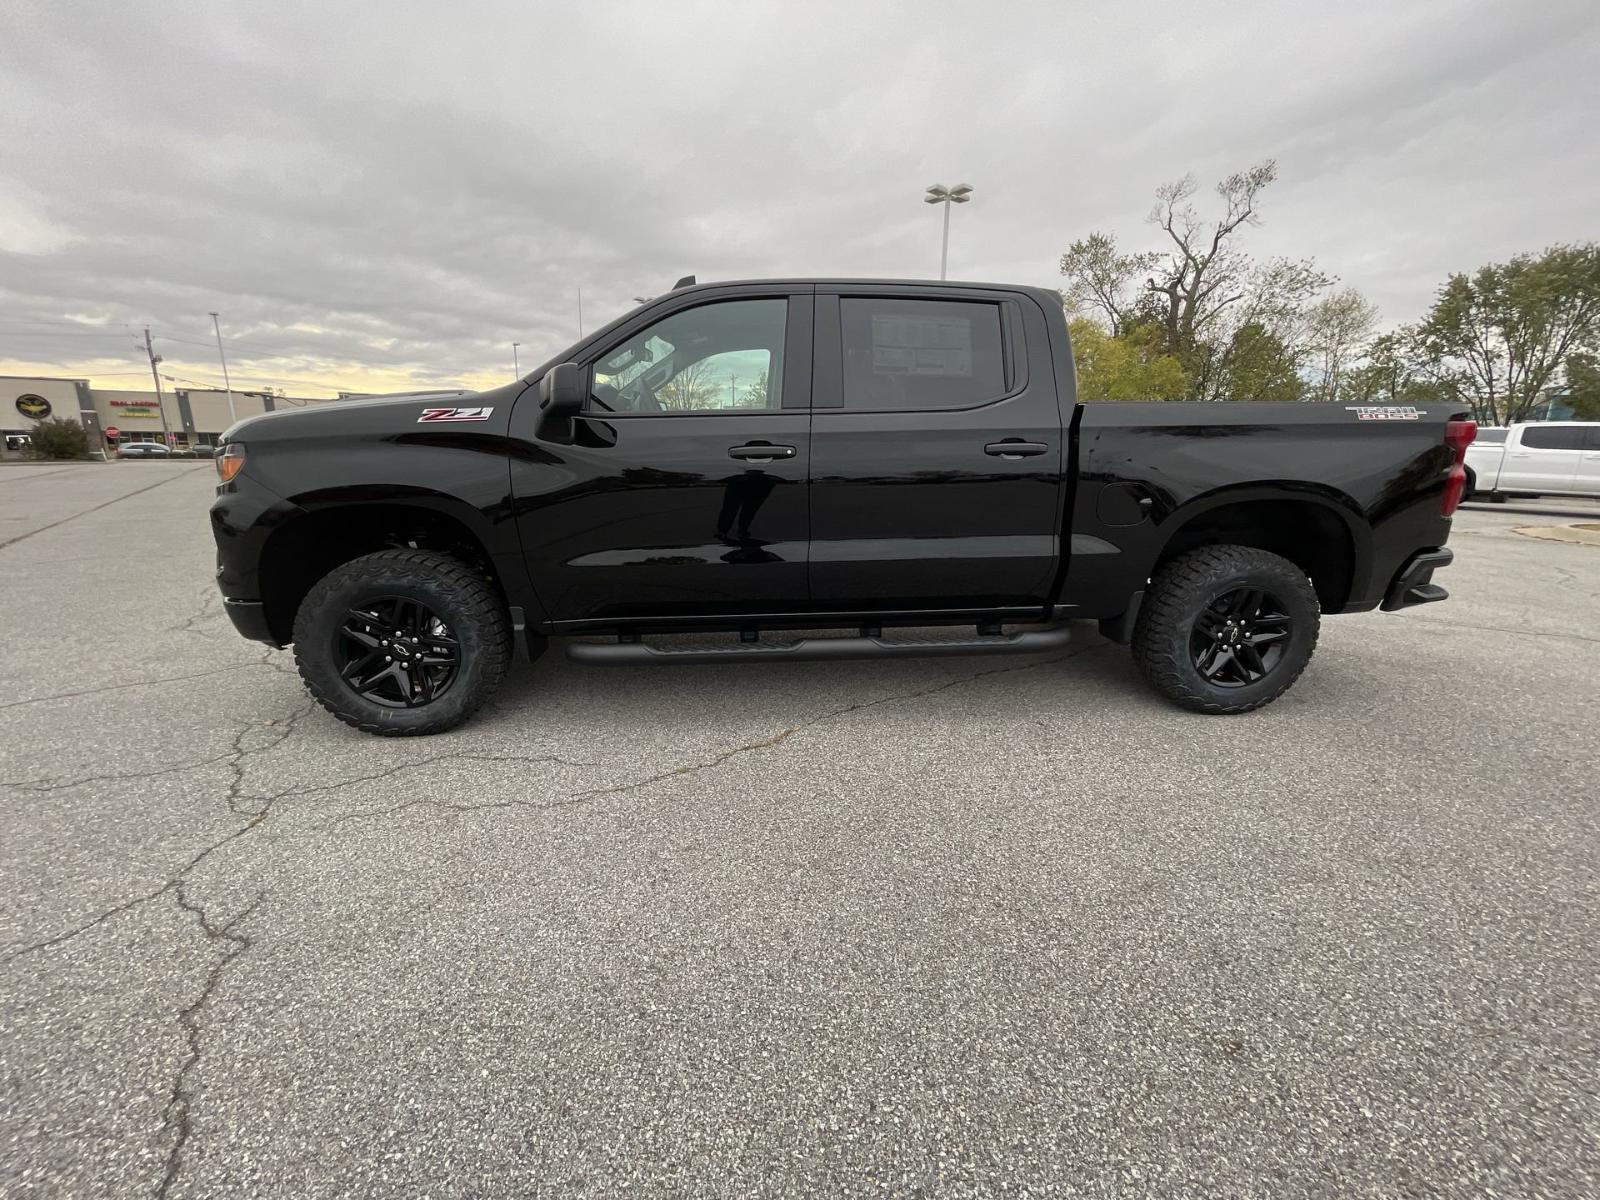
208 312 238 426
142 326 175 447
512 342 521 379
577 287 585 338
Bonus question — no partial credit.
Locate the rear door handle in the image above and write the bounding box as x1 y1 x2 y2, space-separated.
728 442 796 462
984 440 1048 459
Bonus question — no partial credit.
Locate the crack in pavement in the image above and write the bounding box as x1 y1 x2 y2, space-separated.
5 643 1113 956
157 887 264 1200
2 640 1112 1188
1 701 315 961
0 465 210 552
0 649 290 712
4 746 246 794
0 465 83 484
169 585 224 637
252 751 603 820
1406 616 1600 646
324 643 1112 830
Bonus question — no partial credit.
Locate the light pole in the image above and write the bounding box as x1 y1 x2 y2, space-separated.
923 183 973 280
208 312 238 426
512 342 521 379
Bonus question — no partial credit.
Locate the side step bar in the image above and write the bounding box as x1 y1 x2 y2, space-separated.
567 625 1072 666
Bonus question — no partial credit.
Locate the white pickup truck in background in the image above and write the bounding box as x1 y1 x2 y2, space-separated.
1464 421 1600 501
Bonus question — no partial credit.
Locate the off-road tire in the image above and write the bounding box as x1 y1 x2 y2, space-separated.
1132 544 1320 715
293 549 511 736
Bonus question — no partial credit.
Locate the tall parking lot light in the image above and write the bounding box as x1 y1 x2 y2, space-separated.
924 183 973 281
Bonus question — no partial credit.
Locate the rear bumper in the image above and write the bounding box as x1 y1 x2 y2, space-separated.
223 597 283 646
1381 548 1453 612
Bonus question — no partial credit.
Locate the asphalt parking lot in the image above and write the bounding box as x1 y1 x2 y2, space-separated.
2 461 1597 1198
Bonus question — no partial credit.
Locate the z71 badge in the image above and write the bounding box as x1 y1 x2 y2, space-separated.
1345 406 1421 421
417 406 494 423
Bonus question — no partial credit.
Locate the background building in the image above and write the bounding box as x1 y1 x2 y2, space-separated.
3 375 332 452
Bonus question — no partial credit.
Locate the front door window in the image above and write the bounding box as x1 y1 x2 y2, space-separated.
589 299 785 414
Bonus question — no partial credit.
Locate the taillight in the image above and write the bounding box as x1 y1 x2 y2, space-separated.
216 443 246 483
1441 418 1476 516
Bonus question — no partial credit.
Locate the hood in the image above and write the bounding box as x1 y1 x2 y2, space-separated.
221 381 527 444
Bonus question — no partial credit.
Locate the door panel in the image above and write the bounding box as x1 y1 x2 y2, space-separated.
508 293 812 623
1578 425 1600 496
1499 426 1582 492
807 290 1068 611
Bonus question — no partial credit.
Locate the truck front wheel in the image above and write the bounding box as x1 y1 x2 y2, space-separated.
292 549 512 736
1132 545 1320 715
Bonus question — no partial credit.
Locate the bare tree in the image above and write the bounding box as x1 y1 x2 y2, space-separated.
1060 160 1332 400
1144 162 1280 351
656 359 719 411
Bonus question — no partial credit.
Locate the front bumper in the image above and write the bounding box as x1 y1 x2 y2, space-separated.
1381 548 1453 611
223 598 282 646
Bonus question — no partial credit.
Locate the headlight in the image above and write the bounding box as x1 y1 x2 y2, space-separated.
216 443 246 483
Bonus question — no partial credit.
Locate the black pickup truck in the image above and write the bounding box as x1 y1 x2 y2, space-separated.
211 278 1475 736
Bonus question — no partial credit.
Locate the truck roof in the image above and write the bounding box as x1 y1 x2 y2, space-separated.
666 277 1060 300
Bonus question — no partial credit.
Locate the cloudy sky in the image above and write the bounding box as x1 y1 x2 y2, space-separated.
2 0 1596 396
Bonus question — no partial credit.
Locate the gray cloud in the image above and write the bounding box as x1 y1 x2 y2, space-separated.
2 0 1596 393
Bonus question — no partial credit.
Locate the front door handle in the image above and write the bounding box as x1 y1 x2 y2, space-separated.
728 442 796 462
984 440 1048 459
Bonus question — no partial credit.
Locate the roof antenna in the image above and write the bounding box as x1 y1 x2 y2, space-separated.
673 275 696 290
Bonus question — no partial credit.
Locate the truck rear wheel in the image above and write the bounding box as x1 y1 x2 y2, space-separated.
292 549 511 736
1132 545 1320 715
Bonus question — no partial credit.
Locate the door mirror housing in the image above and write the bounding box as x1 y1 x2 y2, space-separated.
540 363 585 415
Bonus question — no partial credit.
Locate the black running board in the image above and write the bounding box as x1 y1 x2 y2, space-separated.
566 626 1072 666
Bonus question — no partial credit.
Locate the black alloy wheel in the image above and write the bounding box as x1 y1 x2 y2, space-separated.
294 549 511 736
1189 586 1294 688
1131 544 1320 715
336 596 461 708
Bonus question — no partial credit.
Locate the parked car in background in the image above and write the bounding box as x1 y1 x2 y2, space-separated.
1465 422 1600 501
116 441 171 458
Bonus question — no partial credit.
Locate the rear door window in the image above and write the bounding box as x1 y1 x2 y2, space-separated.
839 298 1007 411
1519 426 1585 450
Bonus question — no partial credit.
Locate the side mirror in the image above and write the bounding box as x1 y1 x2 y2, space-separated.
539 363 585 415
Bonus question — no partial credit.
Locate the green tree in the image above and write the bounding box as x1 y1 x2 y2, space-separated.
1216 322 1305 401
25 417 91 460
1340 333 1448 407
1412 243 1600 425
1304 288 1380 402
1058 233 1157 336
1566 352 1600 419
1069 317 1190 400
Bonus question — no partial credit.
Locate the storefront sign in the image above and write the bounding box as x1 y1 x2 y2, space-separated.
14 395 51 419
113 406 159 417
